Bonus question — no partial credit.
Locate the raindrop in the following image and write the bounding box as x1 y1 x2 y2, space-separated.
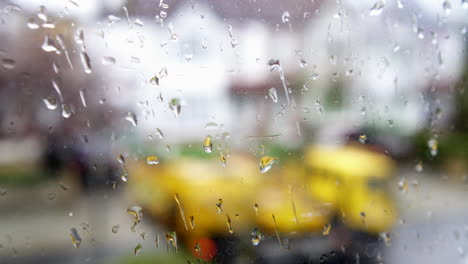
268 87 278 103
125 112 138 126
226 215 234 234
159 67 168 79
149 75 159 86
155 128 164 139
415 161 423 172
0 187 6 196
189 216 195 229
397 0 404 8
219 152 226 168
1 58 15 70
107 15 121 25
146 155 160 165
79 89 87 107
281 11 290 23
134 244 143 256
216 199 223 214
204 122 218 130
442 0 451 16
37 6 48 22
69 228 82 248
369 0 385 16
117 154 126 165
267 59 281 71
74 28 85 46
80 51 92 74
203 136 213 153
102 56 116 65
359 135 367 144
166 232 177 252
298 58 308 68
134 19 144 27
259 156 278 173
112 225 119 234
61 104 72 118
310 72 320 80
398 178 408 193
380 232 391 246
428 138 438 157
251 228 264 246
43 95 58 110
168 98 181 117
322 223 332 235
47 193 56 200
127 205 143 230
386 119 394 127
27 18 39 29
41 35 59 53
174 194 189 230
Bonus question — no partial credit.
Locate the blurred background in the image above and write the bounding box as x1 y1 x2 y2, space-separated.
0 0 467 263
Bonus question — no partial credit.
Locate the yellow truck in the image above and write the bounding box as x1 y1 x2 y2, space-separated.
127 143 397 261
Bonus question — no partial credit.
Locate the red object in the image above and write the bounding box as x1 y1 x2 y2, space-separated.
191 237 217 261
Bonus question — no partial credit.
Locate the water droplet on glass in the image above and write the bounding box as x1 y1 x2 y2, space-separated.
251 228 264 246
155 128 164 139
267 59 281 71
1 58 15 70
415 161 423 172
168 98 181 117
226 215 234 234
41 35 58 53
298 58 308 68
27 18 39 29
216 199 223 214
43 95 58 110
189 216 195 229
203 136 213 153
310 72 320 80
80 52 92 74
442 0 451 16
397 0 404 8
219 152 226 168
359 135 367 144
79 89 87 107
146 155 160 165
61 104 72 118
69 228 82 248
398 178 408 193
322 223 332 235
386 119 394 128
268 87 278 103
125 112 138 126
127 205 143 230
134 19 144 27
166 231 177 252
134 243 143 256
281 11 290 23
0 187 7 196
74 28 85 46
259 156 278 173
428 138 438 157
48 193 56 200
102 56 116 65
112 225 119 233
204 122 218 130
107 15 121 25
369 0 385 16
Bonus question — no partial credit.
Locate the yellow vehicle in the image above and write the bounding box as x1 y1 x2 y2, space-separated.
127 143 397 261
